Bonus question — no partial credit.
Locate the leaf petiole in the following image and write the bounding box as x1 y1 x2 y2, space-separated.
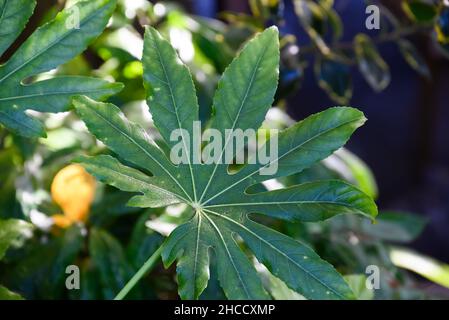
114 245 163 300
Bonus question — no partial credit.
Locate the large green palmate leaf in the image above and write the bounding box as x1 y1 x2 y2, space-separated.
0 0 122 138
74 26 377 300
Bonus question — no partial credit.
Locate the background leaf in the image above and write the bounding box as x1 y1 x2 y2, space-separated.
0 219 32 260
0 285 23 300
0 0 36 57
1 225 83 299
402 0 438 23
344 275 374 300
398 39 431 78
354 34 391 92
315 56 352 104
89 228 135 299
390 248 449 289
0 0 121 137
359 211 427 243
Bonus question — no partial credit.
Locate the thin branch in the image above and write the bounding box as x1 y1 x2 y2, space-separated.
114 245 163 300
300 23 434 57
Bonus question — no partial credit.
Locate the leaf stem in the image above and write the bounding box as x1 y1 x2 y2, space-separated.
114 245 163 300
300 23 434 56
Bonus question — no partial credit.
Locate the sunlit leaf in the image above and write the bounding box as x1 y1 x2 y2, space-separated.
256 262 305 300
390 248 449 289
326 148 378 199
284 148 378 199
344 275 374 300
0 285 23 300
75 27 377 300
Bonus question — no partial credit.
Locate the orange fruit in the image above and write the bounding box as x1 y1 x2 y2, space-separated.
51 164 96 228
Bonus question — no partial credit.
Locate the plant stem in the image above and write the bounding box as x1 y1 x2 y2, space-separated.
300 24 434 56
114 245 163 300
